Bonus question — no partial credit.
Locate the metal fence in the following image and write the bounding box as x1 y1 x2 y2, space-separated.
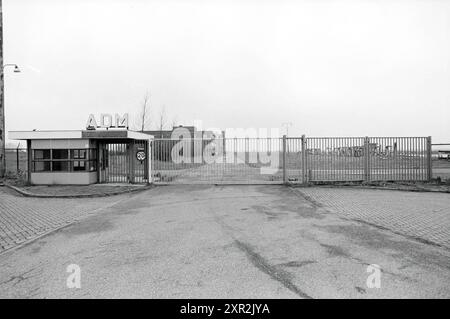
431 143 450 181
97 140 149 184
151 136 432 184
3 136 434 184
151 138 285 184
4 148 28 180
305 137 430 182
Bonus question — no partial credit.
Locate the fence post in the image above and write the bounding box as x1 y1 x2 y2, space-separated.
301 134 307 184
16 146 19 173
245 137 249 164
427 136 432 181
282 135 287 184
144 140 149 184
129 141 135 184
364 136 370 182
222 131 226 164
234 137 237 164
27 140 32 184
148 139 153 184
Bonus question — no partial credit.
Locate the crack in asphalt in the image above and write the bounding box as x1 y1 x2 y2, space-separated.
233 240 312 299
0 268 38 287
279 260 316 268
211 209 313 299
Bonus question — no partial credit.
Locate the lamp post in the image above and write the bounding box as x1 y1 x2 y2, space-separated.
3 64 20 72
0 63 21 177
0 0 21 177
0 0 3 178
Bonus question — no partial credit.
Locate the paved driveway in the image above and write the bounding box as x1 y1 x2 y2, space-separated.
0 185 449 298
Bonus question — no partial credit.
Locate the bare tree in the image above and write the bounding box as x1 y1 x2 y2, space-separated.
158 105 167 135
171 115 178 129
137 92 151 132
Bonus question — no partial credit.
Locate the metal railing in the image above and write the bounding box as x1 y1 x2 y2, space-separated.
431 143 450 181
305 137 430 182
98 140 149 184
4 147 28 180
150 136 432 184
4 136 435 185
151 138 285 184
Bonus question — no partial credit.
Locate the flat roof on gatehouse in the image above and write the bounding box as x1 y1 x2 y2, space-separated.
8 130 153 141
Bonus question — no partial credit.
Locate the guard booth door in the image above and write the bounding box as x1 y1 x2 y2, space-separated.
98 140 149 184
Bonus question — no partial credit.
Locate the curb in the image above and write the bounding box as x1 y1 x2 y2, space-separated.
288 183 450 194
3 183 154 198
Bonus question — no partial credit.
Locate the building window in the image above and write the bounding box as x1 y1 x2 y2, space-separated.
73 160 84 170
51 149 70 171
71 149 87 160
32 148 97 172
52 160 70 172
33 161 51 172
33 149 52 172
34 149 51 160
52 149 69 160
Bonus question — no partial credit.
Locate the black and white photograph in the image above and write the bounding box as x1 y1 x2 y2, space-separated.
0 0 449 307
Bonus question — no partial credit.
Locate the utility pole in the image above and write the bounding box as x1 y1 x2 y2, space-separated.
0 0 5 177
0 1 19 177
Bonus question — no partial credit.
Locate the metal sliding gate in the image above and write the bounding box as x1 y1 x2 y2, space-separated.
150 137 306 184
99 140 149 184
151 136 432 185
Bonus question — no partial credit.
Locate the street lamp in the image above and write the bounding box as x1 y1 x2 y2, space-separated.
0 63 21 177
3 64 21 72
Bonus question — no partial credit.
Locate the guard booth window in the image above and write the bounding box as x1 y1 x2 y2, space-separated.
52 149 70 171
33 150 51 172
32 149 98 172
72 149 86 171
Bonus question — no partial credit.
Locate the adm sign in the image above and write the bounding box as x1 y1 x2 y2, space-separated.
86 113 129 129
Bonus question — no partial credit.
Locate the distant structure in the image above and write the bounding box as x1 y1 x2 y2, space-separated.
144 125 224 139
145 125 225 161
438 150 450 160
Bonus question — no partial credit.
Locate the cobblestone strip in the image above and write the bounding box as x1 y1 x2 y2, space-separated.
0 189 129 253
295 187 450 248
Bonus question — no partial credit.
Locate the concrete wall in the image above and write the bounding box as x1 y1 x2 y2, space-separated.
31 172 97 185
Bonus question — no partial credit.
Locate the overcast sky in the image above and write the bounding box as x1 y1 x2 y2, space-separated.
3 0 450 143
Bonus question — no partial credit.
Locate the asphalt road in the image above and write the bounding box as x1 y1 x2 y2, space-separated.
0 185 449 298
